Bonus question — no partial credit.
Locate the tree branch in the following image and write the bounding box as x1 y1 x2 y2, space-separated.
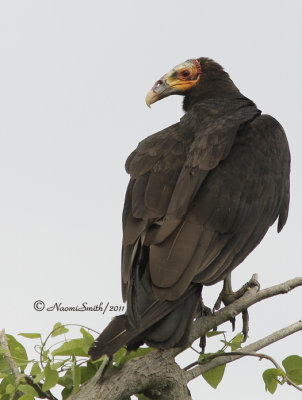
70 350 191 400
70 277 302 400
187 350 302 392
185 320 302 390
0 330 58 400
188 276 302 348
0 329 22 384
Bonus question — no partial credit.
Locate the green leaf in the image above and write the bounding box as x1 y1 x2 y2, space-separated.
18 395 35 400
42 362 59 392
80 361 98 384
6 335 28 371
18 333 41 339
33 371 45 384
136 394 152 399
199 350 225 363
0 379 7 394
0 376 15 394
114 347 153 367
124 347 153 364
5 384 15 395
220 340 233 347
281 355 302 385
61 387 73 400
230 333 244 351
0 395 11 400
282 355 302 373
206 331 225 338
80 328 94 353
58 369 73 389
30 361 41 376
0 357 10 374
72 359 81 393
51 360 67 371
202 364 226 389
52 339 87 357
18 384 38 397
42 349 49 362
51 322 69 337
287 369 302 385
262 368 283 394
114 347 127 366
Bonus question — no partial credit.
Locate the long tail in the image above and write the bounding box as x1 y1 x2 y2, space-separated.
88 284 201 361
88 314 138 361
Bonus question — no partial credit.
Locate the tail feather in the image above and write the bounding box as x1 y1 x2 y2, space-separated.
88 284 201 361
88 315 135 360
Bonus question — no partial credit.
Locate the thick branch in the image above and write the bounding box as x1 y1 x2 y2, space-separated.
70 350 191 400
70 277 302 400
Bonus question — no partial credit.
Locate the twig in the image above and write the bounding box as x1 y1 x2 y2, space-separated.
0 329 58 400
185 319 302 392
39 323 100 369
0 329 22 383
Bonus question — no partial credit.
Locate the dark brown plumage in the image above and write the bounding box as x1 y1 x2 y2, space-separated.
89 57 290 360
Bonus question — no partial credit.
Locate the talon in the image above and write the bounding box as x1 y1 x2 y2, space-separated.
196 297 213 318
214 273 259 339
199 335 206 353
196 295 213 353
242 309 249 342
214 297 222 311
230 317 236 332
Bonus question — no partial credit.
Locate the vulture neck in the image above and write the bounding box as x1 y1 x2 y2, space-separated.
182 72 243 112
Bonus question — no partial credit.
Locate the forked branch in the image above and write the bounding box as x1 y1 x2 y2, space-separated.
70 276 302 400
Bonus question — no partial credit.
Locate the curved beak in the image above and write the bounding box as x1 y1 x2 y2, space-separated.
145 77 171 108
145 90 159 108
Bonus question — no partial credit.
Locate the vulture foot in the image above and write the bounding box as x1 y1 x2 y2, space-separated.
214 273 260 341
196 297 215 353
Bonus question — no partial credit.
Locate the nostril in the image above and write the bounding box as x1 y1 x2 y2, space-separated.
153 80 163 90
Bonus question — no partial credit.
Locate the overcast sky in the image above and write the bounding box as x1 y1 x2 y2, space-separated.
0 1 302 399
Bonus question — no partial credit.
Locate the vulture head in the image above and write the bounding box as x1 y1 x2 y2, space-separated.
145 57 233 109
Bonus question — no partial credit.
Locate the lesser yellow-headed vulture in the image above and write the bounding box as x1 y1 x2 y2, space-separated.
89 57 290 360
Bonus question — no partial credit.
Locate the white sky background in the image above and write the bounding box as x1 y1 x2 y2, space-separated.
0 1 301 399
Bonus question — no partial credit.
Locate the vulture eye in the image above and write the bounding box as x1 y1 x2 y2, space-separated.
179 69 191 79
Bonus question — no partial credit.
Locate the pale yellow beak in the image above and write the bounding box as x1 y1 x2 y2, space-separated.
145 90 160 108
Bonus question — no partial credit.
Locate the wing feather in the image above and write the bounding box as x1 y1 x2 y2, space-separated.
122 105 290 304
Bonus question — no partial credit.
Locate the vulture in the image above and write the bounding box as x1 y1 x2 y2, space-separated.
89 57 290 361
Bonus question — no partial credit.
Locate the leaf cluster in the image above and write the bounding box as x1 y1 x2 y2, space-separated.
0 323 155 400
194 330 302 395
263 355 302 394
0 323 103 400
0 324 301 399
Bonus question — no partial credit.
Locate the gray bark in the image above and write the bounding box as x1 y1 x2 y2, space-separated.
69 277 302 400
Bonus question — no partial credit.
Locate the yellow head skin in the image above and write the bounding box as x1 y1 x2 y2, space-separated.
145 59 202 107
